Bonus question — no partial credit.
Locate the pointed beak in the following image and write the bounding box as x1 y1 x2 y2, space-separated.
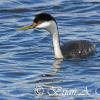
17 23 37 31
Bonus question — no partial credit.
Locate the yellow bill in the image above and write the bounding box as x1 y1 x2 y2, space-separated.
17 23 37 31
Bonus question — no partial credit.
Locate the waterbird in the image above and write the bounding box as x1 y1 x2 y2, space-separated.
18 13 96 59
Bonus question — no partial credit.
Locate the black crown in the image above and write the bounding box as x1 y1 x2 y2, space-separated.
34 13 55 23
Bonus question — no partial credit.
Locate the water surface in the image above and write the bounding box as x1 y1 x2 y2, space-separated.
0 0 100 100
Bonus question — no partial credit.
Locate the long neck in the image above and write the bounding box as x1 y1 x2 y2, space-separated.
52 32 64 59
46 21 64 59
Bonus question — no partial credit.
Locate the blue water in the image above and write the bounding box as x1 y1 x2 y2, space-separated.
0 0 100 100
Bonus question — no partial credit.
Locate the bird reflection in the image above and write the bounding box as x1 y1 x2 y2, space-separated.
34 59 63 84
43 59 63 77
34 59 63 97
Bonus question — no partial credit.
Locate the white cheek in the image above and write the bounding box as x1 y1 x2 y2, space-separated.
36 22 50 29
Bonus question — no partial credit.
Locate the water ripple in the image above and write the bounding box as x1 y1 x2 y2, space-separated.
0 0 100 100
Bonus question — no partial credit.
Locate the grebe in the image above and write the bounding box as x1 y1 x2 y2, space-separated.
18 13 96 59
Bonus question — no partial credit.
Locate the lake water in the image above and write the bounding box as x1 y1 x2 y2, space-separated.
0 0 100 100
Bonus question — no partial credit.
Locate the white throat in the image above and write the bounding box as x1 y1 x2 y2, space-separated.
46 21 64 59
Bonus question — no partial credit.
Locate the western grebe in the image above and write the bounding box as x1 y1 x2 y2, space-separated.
18 13 96 59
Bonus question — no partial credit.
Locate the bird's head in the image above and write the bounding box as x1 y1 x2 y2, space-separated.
18 13 57 33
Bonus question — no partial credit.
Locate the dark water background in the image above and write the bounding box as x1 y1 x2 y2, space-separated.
0 0 100 100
